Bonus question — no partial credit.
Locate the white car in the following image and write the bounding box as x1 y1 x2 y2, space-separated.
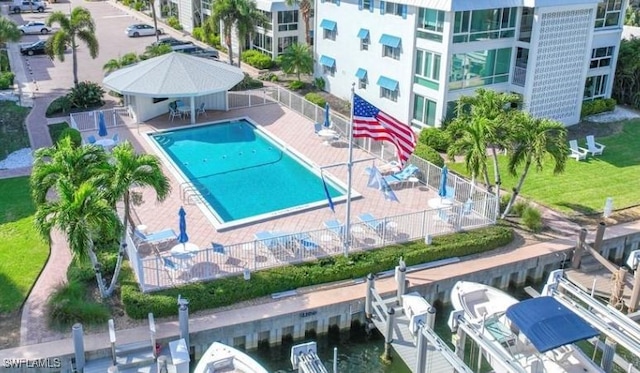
11 1 46 13
18 21 51 35
125 24 163 38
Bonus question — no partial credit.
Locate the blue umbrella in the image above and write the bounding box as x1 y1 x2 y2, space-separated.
323 103 331 128
438 166 449 198
178 206 189 244
97 111 108 137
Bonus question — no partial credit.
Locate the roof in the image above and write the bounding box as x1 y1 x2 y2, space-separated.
506 296 599 353
103 52 244 98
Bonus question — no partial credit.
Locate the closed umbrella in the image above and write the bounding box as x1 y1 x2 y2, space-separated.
98 111 108 137
178 206 188 244
323 103 331 128
438 165 449 198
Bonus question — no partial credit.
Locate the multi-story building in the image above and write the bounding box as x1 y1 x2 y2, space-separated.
314 0 626 128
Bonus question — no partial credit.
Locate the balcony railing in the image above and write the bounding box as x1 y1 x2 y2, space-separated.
512 66 527 87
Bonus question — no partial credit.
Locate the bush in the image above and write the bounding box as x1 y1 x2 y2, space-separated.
241 50 273 69
0 50 10 72
48 122 70 143
0 71 15 89
208 35 222 49
46 96 72 117
48 280 110 329
521 206 543 232
121 226 513 319
581 98 616 118
418 127 450 153
512 200 529 217
313 77 325 91
414 143 444 167
305 92 326 108
133 1 144 11
58 127 82 147
231 73 264 91
500 193 511 214
192 27 205 42
67 81 105 109
167 16 182 30
289 80 305 90
258 72 278 82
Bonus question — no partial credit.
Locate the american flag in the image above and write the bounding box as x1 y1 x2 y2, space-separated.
352 94 416 165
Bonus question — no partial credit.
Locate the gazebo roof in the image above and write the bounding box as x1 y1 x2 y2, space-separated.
102 52 244 97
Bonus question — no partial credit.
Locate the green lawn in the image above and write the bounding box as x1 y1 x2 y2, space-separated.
0 177 49 313
0 101 31 160
448 119 640 216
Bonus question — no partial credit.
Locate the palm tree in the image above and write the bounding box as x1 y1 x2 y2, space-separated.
0 16 21 49
280 42 313 81
100 141 170 296
102 53 139 75
447 118 491 188
501 112 568 219
284 0 312 45
34 179 121 298
141 43 172 59
46 7 99 86
206 0 239 65
235 0 268 69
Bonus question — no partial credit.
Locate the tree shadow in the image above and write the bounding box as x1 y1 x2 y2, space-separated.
556 202 600 216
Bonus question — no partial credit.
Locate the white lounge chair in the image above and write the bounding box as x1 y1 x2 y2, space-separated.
196 102 207 117
323 219 344 240
358 213 387 235
569 140 588 161
585 135 605 156
133 228 178 246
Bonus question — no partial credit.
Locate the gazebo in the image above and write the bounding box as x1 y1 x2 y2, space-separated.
103 52 245 123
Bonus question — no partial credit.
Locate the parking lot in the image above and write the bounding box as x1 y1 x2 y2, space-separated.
6 0 178 99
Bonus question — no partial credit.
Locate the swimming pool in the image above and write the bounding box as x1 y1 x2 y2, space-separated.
149 118 348 229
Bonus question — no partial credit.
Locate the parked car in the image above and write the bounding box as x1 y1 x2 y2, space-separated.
20 40 47 56
152 37 192 47
11 1 46 13
171 44 219 60
18 21 50 35
125 24 163 37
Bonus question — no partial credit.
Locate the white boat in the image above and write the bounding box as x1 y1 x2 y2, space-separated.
194 342 269 373
451 281 604 373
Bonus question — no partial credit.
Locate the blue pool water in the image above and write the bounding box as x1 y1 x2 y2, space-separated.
150 119 345 225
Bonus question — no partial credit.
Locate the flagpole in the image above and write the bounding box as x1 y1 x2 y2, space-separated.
343 83 356 257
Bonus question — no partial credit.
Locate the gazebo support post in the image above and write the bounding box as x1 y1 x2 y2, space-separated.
190 96 196 124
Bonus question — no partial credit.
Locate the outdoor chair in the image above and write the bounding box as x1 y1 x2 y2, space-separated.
314 123 323 133
585 135 605 156
162 257 190 281
196 102 207 117
133 228 178 247
293 233 319 252
358 213 387 235
112 134 119 144
255 231 295 252
169 107 181 122
87 135 97 144
323 219 344 240
383 164 419 186
569 140 588 161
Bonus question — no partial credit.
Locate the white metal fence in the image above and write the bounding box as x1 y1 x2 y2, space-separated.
69 107 130 132
121 86 498 291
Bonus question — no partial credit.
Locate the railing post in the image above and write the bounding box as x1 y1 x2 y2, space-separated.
571 228 587 269
108 319 117 365
149 313 157 358
178 296 190 348
382 307 395 362
396 262 406 306
426 306 436 330
72 323 85 373
365 273 374 319
415 324 427 373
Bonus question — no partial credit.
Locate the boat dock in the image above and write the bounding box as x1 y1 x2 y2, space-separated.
290 342 329 373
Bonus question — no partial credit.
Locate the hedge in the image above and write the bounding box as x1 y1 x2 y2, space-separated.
305 92 326 108
241 50 274 70
418 127 450 153
0 71 15 89
414 143 444 167
121 225 513 319
581 98 616 118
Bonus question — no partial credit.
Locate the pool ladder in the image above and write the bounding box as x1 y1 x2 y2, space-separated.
180 182 206 205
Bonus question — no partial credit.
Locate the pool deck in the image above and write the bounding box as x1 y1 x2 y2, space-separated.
115 104 440 250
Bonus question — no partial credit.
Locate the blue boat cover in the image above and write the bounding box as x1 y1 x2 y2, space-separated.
319 19 337 31
506 296 599 353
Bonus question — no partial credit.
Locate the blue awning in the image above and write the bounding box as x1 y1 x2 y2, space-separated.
355 68 367 79
377 76 398 91
319 19 337 31
357 28 369 39
506 297 599 353
319 55 336 68
379 34 401 48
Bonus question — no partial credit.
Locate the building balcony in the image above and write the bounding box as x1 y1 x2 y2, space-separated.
512 66 527 87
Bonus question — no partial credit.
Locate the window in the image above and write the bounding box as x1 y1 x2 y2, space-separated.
590 47 614 68
257 10 272 30
453 8 516 43
324 28 336 40
359 76 367 89
449 48 512 90
518 7 533 42
381 87 398 101
277 10 298 31
359 0 373 11
323 65 335 76
378 76 398 102
382 1 406 17
277 36 297 54
383 45 400 59
412 94 437 126
414 49 441 90
595 0 622 28
584 75 608 99
417 8 445 42
153 97 169 104
361 36 370 50
252 33 273 54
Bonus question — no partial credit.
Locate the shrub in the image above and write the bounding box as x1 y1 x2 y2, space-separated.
67 81 105 109
0 50 10 72
512 200 529 217
313 77 325 91
167 16 182 30
121 0 131 6
48 122 70 143
192 27 205 42
45 96 72 117
305 92 326 108
48 280 110 329
121 226 513 319
289 80 305 90
133 1 144 11
208 35 221 48
418 127 450 153
241 50 273 70
58 127 82 147
0 71 15 89
521 206 543 232
499 193 511 214
231 73 264 91
258 72 278 82
581 98 617 118
414 143 444 167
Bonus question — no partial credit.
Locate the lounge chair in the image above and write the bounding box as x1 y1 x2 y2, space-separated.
133 228 178 246
255 231 295 251
294 233 319 252
196 102 207 117
87 135 97 144
358 213 387 235
314 123 323 133
383 164 419 186
162 257 190 281
323 219 344 239
569 140 588 161
585 135 605 156
212 242 225 254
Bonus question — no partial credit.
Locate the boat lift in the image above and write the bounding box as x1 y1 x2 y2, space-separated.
290 342 330 373
543 269 640 358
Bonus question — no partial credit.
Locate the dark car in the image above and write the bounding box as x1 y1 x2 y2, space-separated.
20 40 47 56
153 37 192 47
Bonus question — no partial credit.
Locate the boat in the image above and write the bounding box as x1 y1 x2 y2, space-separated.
451 281 604 373
194 342 269 373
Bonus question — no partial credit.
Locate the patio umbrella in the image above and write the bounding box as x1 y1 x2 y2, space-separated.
323 103 331 128
178 206 189 244
438 165 449 198
97 111 108 137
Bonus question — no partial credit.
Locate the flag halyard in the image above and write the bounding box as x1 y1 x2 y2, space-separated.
321 173 336 212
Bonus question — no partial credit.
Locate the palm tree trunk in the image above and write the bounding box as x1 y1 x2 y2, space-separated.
236 31 242 69
490 147 501 212
303 12 311 45
501 157 532 219
87 243 108 298
482 168 491 190
151 0 160 43
106 192 129 296
225 32 233 65
71 39 79 86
